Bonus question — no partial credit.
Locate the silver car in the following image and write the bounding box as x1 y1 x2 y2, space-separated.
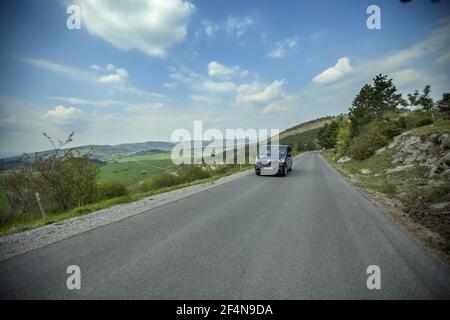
255 145 293 176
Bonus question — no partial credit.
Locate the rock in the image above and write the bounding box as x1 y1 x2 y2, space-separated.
360 169 371 174
430 202 449 210
428 179 444 187
375 147 386 155
438 152 450 167
386 164 414 173
438 133 450 149
430 134 440 145
337 156 351 163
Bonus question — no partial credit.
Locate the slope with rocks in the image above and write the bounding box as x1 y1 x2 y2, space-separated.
324 123 450 262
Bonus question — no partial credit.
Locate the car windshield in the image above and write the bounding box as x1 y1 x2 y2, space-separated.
259 146 287 157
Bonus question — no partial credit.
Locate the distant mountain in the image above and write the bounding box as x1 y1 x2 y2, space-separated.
0 141 175 170
280 116 335 139
132 149 171 156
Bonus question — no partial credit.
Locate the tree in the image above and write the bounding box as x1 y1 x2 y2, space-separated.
28 132 99 210
371 74 404 117
437 92 450 118
0 169 36 221
349 84 376 137
407 85 436 123
63 157 99 207
318 121 339 149
349 75 403 137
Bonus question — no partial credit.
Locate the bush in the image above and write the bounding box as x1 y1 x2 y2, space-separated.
0 170 37 221
377 119 402 139
140 172 181 192
348 121 391 160
336 121 351 156
138 165 211 193
63 157 99 207
178 165 210 182
97 180 128 200
401 111 433 129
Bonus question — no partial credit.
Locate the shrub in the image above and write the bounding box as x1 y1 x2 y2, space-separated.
348 121 390 160
336 121 351 156
63 157 99 207
140 172 181 192
437 93 450 119
178 165 210 182
97 180 128 200
377 119 402 139
401 111 433 129
0 170 37 221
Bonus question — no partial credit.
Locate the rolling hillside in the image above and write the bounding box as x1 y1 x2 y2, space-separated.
0 141 175 170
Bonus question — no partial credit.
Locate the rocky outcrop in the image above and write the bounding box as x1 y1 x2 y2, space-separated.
387 132 450 178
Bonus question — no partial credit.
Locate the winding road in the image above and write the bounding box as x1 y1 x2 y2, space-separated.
1 152 450 299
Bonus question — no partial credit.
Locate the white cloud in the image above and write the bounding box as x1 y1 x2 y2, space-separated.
115 68 129 78
79 0 196 57
195 80 236 92
190 95 210 102
237 79 286 105
207 61 248 79
122 86 166 99
202 19 219 38
125 102 164 113
98 73 124 84
164 82 178 88
262 100 289 115
96 64 129 83
24 58 163 98
389 69 422 87
90 64 101 71
44 105 82 120
23 58 93 81
267 35 299 58
367 18 450 73
169 66 199 84
313 57 353 84
47 96 127 108
225 16 254 38
436 51 450 66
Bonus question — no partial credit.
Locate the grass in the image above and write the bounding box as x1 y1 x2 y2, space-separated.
409 117 450 135
0 186 8 218
323 147 431 199
99 153 174 186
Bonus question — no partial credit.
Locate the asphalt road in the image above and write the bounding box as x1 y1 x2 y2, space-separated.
1 152 450 299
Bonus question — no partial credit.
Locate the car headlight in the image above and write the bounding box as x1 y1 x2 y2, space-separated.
279 158 285 163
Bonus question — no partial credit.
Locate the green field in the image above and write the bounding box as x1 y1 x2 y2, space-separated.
99 153 175 186
0 186 8 218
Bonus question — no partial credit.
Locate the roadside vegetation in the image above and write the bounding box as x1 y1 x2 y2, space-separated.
318 74 450 256
0 135 252 236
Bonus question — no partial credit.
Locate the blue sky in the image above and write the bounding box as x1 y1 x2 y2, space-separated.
0 0 449 154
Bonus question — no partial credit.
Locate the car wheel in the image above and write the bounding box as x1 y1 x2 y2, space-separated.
255 170 260 176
